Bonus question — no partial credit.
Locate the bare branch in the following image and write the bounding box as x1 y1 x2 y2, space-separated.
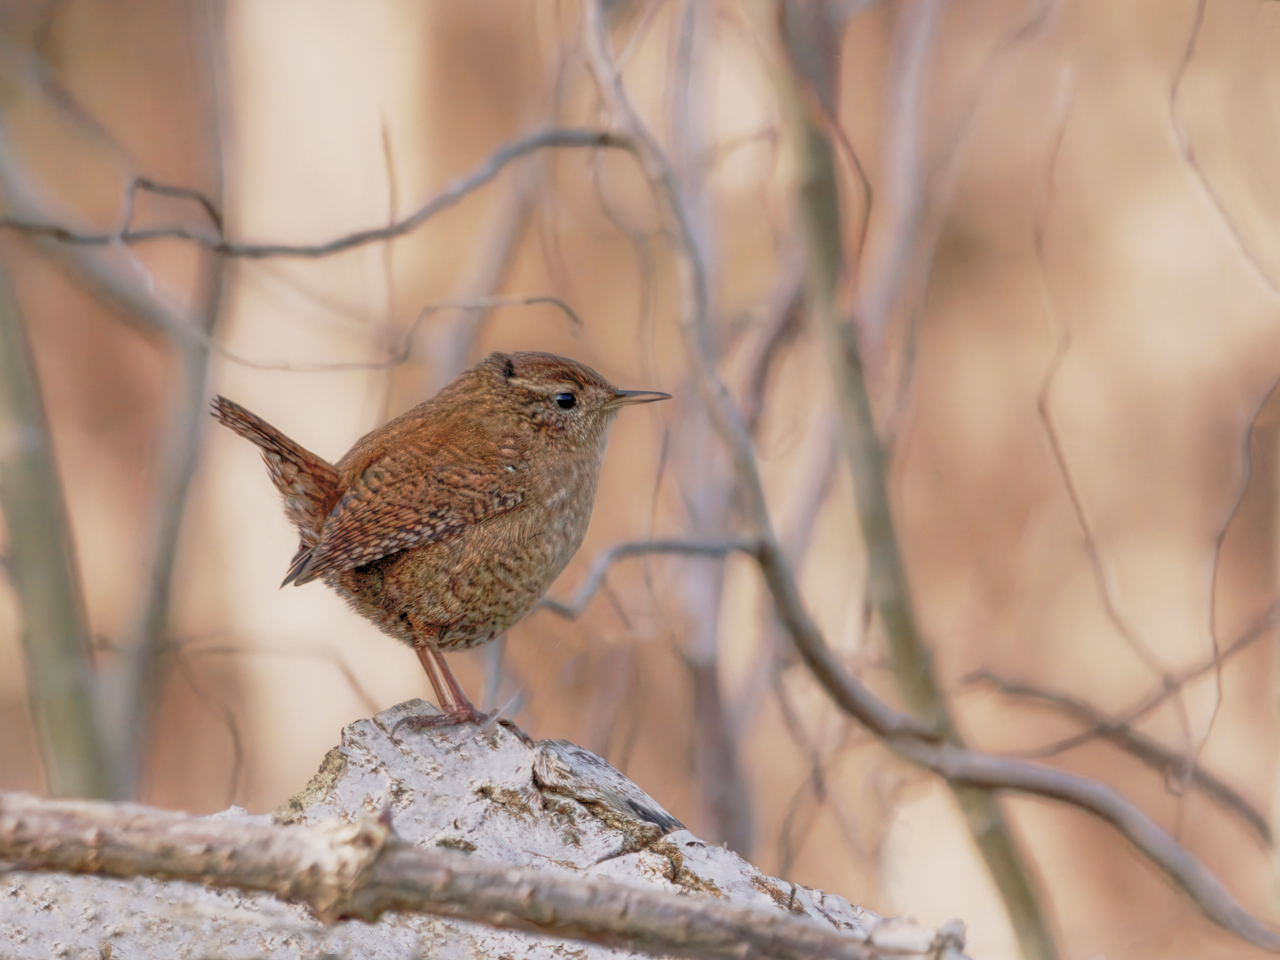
121 176 224 235
764 4 1059 957
539 539 758 620
758 525 1280 950
416 156 541 393
175 642 382 719
0 792 948 960
973 671 1271 845
0 127 633 260
582 2 1280 949
1168 0 1280 298
0 258 113 799
109 4 231 800
0 113 200 348
990 601 1278 764
854 0 943 348
735 250 805 435
148 294 585 375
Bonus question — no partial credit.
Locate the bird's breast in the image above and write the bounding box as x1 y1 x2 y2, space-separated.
526 454 601 559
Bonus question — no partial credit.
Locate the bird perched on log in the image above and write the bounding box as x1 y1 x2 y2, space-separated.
212 351 668 724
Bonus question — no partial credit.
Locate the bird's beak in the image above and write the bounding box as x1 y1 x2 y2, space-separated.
606 389 671 409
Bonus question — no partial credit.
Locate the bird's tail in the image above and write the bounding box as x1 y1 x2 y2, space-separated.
210 395 340 550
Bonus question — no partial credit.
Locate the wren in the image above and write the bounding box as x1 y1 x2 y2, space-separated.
212 351 668 724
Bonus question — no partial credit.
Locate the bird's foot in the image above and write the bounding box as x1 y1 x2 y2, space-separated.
391 702 490 738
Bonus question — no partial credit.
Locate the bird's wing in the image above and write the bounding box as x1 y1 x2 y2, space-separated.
283 451 525 586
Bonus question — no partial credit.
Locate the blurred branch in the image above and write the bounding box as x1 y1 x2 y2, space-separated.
735 250 805 435
0 42 234 801
756 519 1280 951
773 673 870 876
0 792 937 960
588 0 876 868
972 670 1271 846
0 257 113 798
0 120 199 348
418 155 541 393
176 642 382 718
0 127 633 260
111 2 231 799
854 0 943 349
732 412 839 731
583 1 1280 952
663 0 758 863
991 600 1278 765
539 539 758 620
766 4 1059 958
113 258 223 799
1037 329 1165 676
1169 0 1280 297
170 647 245 808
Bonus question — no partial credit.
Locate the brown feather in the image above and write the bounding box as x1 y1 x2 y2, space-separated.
209 396 340 549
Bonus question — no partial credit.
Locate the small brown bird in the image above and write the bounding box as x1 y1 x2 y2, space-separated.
212 351 668 724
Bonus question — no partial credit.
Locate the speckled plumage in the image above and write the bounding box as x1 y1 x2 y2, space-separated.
212 351 667 718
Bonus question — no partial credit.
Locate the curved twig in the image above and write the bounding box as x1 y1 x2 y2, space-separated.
539 539 759 620
973 670 1271 845
0 127 633 259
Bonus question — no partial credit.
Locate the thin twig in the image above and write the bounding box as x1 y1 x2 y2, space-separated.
999 600 1279 761
150 294 585 375
538 539 759 620
173 642 383 719
973 671 1271 845
123 176 224 235
1168 0 1280 298
0 128 634 259
772 673 869 876
169 645 245 808
416 155 542 394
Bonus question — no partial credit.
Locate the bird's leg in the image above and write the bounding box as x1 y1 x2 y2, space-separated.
409 644 489 727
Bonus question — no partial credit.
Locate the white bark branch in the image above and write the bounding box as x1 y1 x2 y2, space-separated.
0 701 967 960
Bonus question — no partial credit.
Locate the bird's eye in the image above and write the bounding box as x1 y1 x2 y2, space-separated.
556 392 577 410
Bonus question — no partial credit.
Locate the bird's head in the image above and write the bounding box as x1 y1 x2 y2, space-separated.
468 351 669 451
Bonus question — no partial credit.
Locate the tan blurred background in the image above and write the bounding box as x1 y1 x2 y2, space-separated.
1 1 1279 957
